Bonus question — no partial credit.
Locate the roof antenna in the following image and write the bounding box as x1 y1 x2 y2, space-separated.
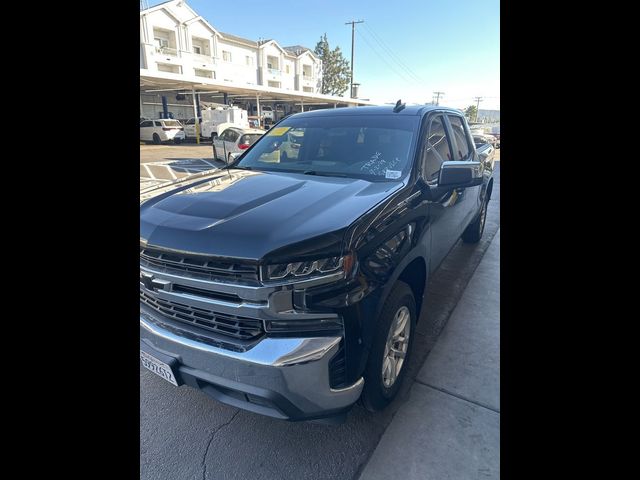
393 99 405 113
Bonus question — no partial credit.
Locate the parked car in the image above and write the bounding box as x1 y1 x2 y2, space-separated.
212 127 264 163
472 132 497 148
183 117 201 140
140 119 186 144
140 104 494 422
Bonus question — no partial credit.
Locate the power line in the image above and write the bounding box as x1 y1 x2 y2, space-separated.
354 30 417 87
361 24 425 85
345 20 365 98
433 91 445 106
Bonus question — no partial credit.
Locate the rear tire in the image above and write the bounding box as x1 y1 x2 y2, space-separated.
461 197 488 243
152 133 161 145
174 138 182 145
360 281 416 412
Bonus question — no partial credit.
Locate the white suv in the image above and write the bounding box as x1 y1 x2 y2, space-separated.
140 119 186 144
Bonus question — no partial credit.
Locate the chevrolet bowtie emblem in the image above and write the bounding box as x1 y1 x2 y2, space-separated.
140 271 171 291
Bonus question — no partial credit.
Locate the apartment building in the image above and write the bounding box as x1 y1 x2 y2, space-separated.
140 0 322 93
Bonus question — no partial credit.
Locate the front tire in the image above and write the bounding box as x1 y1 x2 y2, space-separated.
174 138 182 145
461 197 488 243
360 281 416 412
212 145 217 160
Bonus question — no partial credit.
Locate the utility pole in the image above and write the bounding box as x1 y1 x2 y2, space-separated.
345 20 364 98
473 96 483 122
433 91 445 106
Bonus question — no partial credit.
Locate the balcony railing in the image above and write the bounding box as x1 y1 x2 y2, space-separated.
155 46 178 56
267 68 281 75
192 52 214 64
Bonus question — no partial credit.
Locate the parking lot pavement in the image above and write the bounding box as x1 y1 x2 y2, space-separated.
140 159 500 480
140 143 215 164
359 230 500 480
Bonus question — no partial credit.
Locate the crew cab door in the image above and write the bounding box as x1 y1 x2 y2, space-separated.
444 114 483 231
421 113 471 272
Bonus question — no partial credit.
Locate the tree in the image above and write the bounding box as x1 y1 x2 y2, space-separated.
464 105 478 121
314 34 351 96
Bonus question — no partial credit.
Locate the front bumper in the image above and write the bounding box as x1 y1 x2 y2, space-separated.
140 306 364 420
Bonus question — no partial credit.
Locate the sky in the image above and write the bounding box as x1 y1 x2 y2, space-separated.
147 0 500 110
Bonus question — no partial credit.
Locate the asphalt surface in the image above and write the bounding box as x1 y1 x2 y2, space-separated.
140 147 500 480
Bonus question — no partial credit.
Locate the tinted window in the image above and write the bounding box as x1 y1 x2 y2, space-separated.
154 121 162 127
239 134 262 146
186 118 195 125
448 115 471 160
422 115 452 182
140 121 153 128
226 130 240 142
236 115 419 181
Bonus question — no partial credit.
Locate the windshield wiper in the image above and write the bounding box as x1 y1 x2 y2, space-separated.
229 165 252 170
303 170 349 178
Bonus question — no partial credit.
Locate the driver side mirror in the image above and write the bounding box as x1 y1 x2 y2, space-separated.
438 161 483 188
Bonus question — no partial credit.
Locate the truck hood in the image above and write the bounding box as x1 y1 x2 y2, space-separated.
140 169 403 260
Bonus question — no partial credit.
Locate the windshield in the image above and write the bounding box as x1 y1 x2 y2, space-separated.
235 115 419 181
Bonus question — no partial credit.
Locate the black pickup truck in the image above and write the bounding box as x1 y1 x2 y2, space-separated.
140 104 495 422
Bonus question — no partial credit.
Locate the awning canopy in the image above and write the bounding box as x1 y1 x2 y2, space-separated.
140 69 375 106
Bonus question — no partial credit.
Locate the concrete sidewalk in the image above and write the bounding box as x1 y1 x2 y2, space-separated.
360 229 500 480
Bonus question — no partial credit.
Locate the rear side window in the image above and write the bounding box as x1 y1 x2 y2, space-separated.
226 130 240 142
448 115 472 160
154 121 162 127
422 115 452 182
186 118 194 125
239 134 261 146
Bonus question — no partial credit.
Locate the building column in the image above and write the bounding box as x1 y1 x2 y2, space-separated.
161 96 169 118
192 87 199 144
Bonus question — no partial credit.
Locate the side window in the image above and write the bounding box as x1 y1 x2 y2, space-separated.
154 121 162 127
422 115 452 182
447 115 472 160
227 130 239 143
218 130 229 141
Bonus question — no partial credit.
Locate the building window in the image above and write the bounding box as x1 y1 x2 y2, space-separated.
303 86 313 92
245 56 253 66
285 65 290 74
194 69 213 79
193 45 202 54
157 63 181 74
302 65 312 77
223 51 232 62
268 81 281 88
267 55 279 70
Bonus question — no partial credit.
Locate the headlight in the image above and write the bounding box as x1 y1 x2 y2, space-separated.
263 254 353 282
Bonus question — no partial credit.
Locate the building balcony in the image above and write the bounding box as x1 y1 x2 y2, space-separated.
267 68 281 75
192 52 214 64
155 46 179 57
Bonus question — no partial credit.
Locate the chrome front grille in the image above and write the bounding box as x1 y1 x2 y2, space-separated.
140 289 264 341
140 246 260 284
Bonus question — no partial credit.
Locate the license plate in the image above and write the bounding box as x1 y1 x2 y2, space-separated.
140 350 178 386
